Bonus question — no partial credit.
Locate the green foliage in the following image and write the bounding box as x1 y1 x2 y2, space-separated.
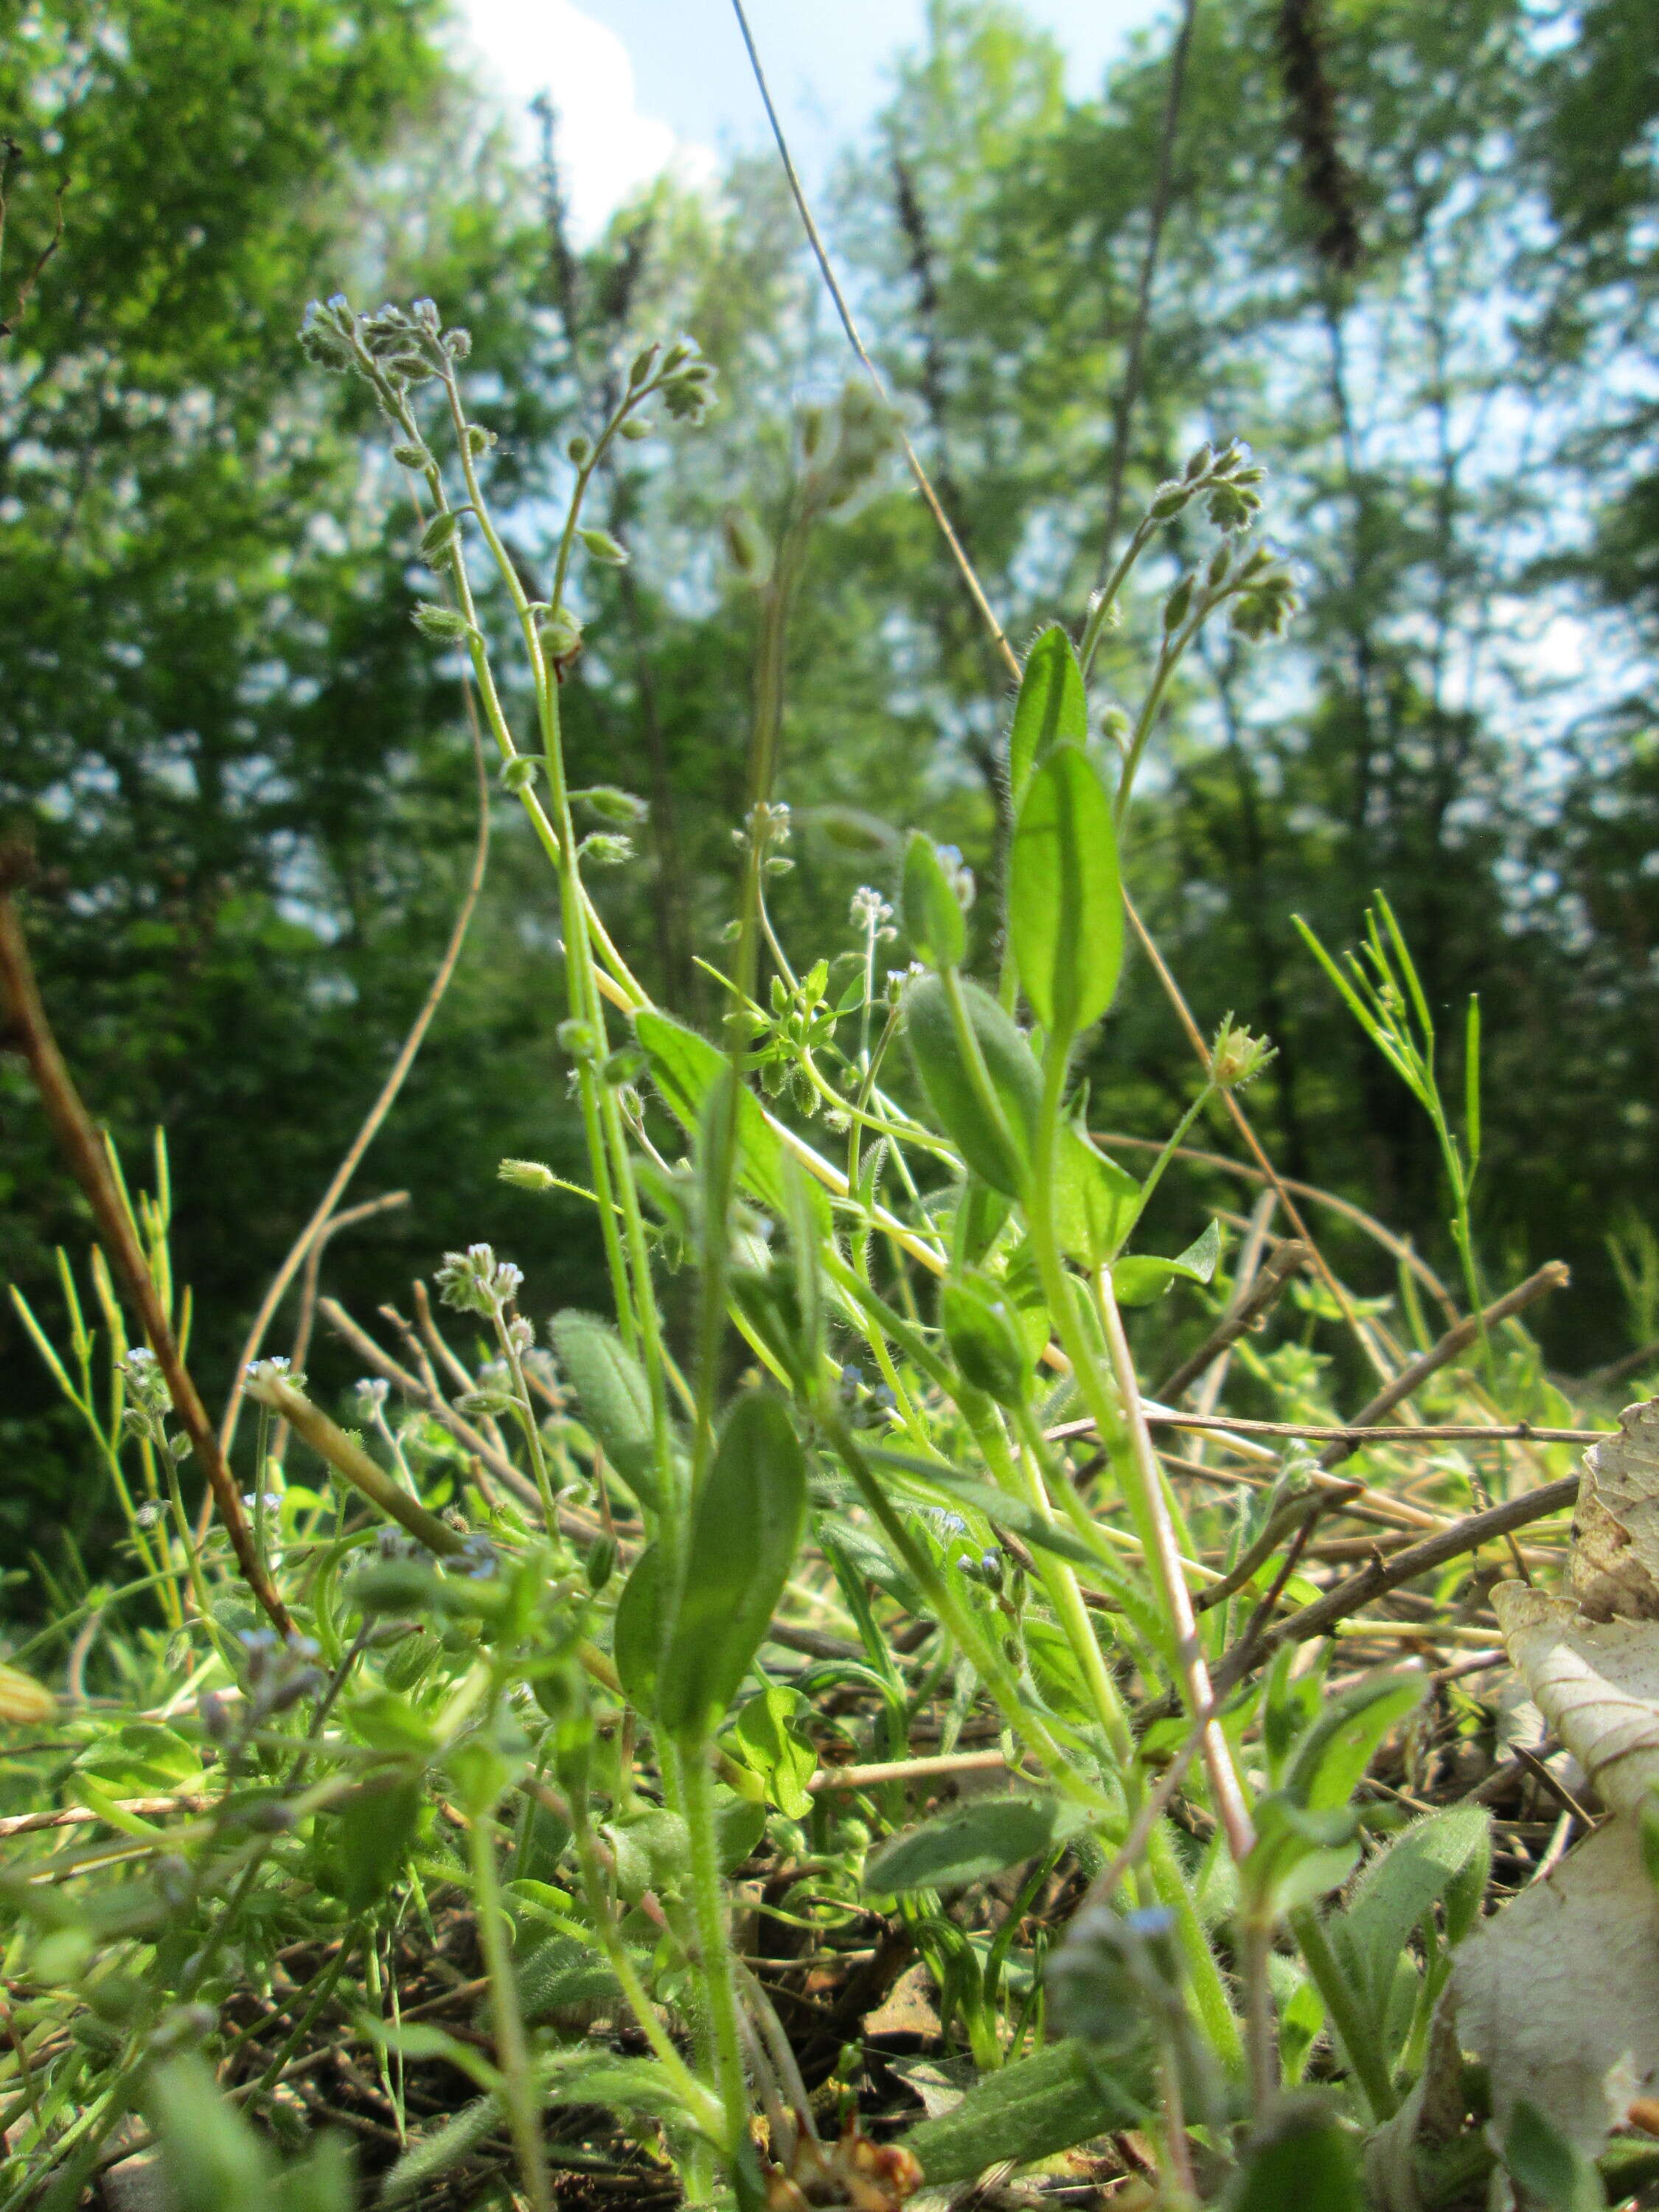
866 1795 1088 1894
1008 745 1123 1041
655 1394 807 1745
5 6 1655 2208
905 973 1042 1196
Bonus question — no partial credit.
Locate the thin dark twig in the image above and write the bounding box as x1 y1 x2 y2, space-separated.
727 0 1020 684
0 864 288 1631
1157 1237 1310 1401
1099 0 1200 571
0 140 68 342
216 591 494 1468
1193 1479 1362 1613
1209 1474 1580 1697
1317 1261 1571 1470
1053 1409 1605 1449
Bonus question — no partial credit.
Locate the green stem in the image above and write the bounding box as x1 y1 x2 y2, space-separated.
1289 1905 1396 2121
680 1747 749 2157
468 1806 553 2212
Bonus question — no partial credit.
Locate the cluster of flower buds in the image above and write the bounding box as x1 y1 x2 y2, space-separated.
1147 437 1268 535
799 378 899 512
732 798 793 874
1225 543 1299 641
435 1242 524 1318
234 1628 327 1722
849 886 897 942
120 1347 189 1459
625 335 717 425
299 294 471 392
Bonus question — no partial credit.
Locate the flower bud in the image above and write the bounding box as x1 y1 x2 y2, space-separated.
498 1157 558 1191
412 601 472 642
578 526 628 566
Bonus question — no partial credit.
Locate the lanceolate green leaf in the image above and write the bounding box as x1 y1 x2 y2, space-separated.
1009 742 1122 1040
635 1007 829 1230
905 973 1042 1197
1287 1671 1427 1812
1008 625 1088 809
549 1310 659 1507
1112 1218 1222 1307
902 830 967 970
655 1394 807 1744
612 1543 664 1718
901 2038 1152 2187
866 1793 1089 1894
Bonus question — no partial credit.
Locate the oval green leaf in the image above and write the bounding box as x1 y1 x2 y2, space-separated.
1009 625 1088 809
902 830 967 970
1009 743 1122 1040
866 1792 1089 1894
549 1310 658 1508
656 1394 807 1744
905 973 1042 1197
1112 1218 1222 1307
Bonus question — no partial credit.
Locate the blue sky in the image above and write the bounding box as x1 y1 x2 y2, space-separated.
456 0 1171 234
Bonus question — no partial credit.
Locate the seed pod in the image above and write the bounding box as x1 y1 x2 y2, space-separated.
579 526 628 566
0 1663 55 1725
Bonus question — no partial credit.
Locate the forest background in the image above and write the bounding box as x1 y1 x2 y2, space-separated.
2 0 1657 1554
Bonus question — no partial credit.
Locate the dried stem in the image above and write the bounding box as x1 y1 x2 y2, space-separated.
0 871 289 1631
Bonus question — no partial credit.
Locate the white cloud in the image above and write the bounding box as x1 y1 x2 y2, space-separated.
456 0 713 240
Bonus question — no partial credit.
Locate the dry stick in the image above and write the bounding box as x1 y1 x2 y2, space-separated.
1208 1474 1580 1700
1316 1260 1571 1471
728 0 1021 689
0 1795 210 1840
1096 1132 1462 1324
808 1747 1017 1795
1097 0 1200 570
1122 897 1395 1382
316 1298 595 1535
1580 1337 1659 1394
217 707 491 1470
733 0 1416 1416
0 874 290 1632
268 1191 409 1471
1074 1410 1605 1450
1156 1237 1310 1402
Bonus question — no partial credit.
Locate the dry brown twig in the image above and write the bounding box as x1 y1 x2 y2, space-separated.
0 860 290 1631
